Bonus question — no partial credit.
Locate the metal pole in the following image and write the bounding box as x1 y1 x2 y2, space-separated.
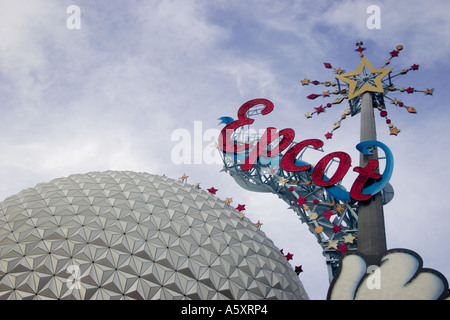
357 92 387 266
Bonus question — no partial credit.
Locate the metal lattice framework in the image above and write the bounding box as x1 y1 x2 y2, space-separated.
219 107 393 281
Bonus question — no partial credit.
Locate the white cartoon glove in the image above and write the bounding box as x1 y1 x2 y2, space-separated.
328 249 449 300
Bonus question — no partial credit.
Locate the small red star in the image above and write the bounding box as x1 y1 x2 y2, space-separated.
355 45 366 53
322 209 336 220
207 187 218 194
410 64 419 70
295 265 303 274
332 225 341 233
285 252 294 261
315 105 325 114
324 132 333 139
390 50 399 57
296 196 307 206
236 204 246 212
406 87 415 94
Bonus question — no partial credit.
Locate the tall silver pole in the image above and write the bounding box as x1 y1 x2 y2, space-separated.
357 92 387 266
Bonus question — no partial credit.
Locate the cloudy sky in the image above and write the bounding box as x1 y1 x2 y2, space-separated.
1 0 450 299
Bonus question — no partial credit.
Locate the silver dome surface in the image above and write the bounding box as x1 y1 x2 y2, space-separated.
0 171 308 300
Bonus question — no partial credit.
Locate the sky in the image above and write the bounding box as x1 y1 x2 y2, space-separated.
1 0 450 300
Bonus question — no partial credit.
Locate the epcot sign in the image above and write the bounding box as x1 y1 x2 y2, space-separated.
218 98 393 202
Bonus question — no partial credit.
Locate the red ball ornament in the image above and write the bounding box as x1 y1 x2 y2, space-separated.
380 110 388 117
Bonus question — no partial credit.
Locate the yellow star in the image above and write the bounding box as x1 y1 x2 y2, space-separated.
343 233 356 244
277 177 290 186
335 57 392 101
305 112 313 119
334 67 345 75
179 173 188 182
238 213 245 220
225 197 233 204
390 127 401 136
327 240 339 250
301 78 310 85
425 88 434 95
322 91 330 97
255 220 263 228
391 98 400 105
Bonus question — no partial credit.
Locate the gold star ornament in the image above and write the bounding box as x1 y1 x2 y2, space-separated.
343 233 356 244
327 240 339 250
335 57 392 100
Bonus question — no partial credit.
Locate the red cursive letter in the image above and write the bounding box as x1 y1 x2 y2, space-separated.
241 127 294 170
219 99 274 153
311 152 352 187
280 139 323 172
350 159 382 201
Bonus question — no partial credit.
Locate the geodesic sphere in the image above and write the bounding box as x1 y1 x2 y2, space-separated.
0 171 308 300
